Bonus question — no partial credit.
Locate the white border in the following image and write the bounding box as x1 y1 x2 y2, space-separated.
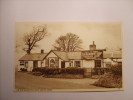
1 0 133 100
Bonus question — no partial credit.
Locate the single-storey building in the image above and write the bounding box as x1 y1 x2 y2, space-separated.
18 41 122 71
19 50 47 71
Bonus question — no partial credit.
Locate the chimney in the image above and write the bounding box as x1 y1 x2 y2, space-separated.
41 49 44 53
93 41 95 45
90 41 96 50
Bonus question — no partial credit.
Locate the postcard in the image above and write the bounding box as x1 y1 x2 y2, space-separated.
14 22 123 91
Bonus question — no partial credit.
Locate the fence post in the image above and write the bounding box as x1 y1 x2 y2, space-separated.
91 67 92 77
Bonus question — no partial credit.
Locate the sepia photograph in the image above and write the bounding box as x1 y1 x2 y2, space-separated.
14 22 123 91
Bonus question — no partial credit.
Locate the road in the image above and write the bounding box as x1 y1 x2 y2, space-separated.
15 71 105 91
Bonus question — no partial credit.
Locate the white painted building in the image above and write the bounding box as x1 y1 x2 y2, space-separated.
18 41 122 71
19 50 47 71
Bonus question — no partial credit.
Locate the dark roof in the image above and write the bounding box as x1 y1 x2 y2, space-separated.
19 53 47 61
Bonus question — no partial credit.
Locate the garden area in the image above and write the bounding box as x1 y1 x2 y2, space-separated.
19 63 122 88
15 71 104 90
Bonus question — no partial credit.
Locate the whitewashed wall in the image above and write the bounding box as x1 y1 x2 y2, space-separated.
27 61 33 71
38 61 41 67
59 59 63 68
83 60 94 68
18 64 24 71
47 52 57 57
46 52 61 68
65 62 70 68
41 60 45 67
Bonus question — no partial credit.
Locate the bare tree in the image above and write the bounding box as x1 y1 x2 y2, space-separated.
53 33 83 52
22 25 48 54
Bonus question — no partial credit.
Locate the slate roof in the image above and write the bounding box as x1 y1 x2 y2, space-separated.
52 51 68 61
19 53 47 61
67 52 82 60
52 51 82 61
19 50 122 62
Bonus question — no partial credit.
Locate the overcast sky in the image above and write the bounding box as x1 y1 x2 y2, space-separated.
15 22 122 54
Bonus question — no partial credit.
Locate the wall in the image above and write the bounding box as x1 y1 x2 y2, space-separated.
83 60 94 68
18 61 33 71
41 60 45 67
59 59 63 68
69 60 83 68
47 52 57 58
46 52 61 68
18 63 25 71
65 62 70 68
27 61 33 71
38 61 41 67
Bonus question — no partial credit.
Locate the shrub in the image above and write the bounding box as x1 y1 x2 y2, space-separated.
92 68 105 75
110 64 122 76
40 67 85 75
32 67 85 78
20 68 27 72
93 64 122 88
32 68 40 72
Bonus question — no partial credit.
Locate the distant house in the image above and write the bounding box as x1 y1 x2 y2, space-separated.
18 41 122 71
103 50 122 67
19 50 47 71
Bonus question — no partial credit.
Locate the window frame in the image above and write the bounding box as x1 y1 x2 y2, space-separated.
20 61 24 66
75 61 81 67
95 60 101 68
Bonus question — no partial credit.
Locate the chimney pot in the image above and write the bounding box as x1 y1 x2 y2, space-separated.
41 49 44 53
93 41 95 45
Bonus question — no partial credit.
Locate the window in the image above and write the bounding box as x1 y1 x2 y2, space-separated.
20 61 24 66
95 60 101 67
75 61 81 67
50 59 55 67
25 61 28 68
69 63 71 67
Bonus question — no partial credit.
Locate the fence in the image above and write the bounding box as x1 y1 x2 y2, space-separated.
83 66 122 78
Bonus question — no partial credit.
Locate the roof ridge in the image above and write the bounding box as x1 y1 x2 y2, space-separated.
26 53 48 54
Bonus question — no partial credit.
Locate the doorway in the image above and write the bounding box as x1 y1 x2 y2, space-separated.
33 61 38 68
61 61 65 68
95 60 101 68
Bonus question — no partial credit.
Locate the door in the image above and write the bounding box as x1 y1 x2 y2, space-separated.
25 61 28 68
95 60 101 68
61 61 65 68
33 61 38 68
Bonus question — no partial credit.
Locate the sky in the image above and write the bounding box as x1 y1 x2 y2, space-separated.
15 21 122 55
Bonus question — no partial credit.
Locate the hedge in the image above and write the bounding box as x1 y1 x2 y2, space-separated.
92 64 122 76
32 67 85 75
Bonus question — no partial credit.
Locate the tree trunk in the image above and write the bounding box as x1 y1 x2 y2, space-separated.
27 50 31 54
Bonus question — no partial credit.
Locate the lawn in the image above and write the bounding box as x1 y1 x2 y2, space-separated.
15 71 105 91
